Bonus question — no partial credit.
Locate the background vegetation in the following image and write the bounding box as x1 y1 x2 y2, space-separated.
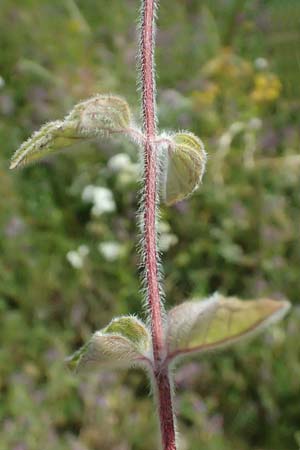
1 0 300 449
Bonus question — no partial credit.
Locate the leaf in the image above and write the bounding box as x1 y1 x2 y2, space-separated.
102 315 149 347
67 94 131 134
161 132 207 205
166 293 290 361
67 315 152 372
10 95 132 169
10 120 83 169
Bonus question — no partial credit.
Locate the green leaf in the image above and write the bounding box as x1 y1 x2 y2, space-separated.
67 94 132 134
10 120 83 169
67 315 152 372
10 95 132 169
102 316 149 348
161 131 207 205
166 293 290 361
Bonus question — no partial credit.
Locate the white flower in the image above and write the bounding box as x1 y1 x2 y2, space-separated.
0 76 5 89
108 153 131 172
158 221 178 252
66 245 89 269
159 233 178 252
158 221 171 234
82 185 116 216
107 153 140 185
99 241 123 261
92 188 115 216
81 185 96 202
78 245 89 257
117 163 140 186
254 57 268 70
248 117 262 130
67 251 83 269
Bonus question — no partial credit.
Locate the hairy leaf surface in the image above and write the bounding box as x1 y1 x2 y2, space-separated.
166 293 290 361
67 315 152 372
161 131 206 205
67 94 131 133
10 95 132 169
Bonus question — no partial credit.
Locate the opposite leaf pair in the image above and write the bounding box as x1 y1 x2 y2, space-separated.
67 293 290 373
10 94 206 206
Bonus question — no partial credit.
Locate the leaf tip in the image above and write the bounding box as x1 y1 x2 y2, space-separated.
269 299 291 320
9 161 17 170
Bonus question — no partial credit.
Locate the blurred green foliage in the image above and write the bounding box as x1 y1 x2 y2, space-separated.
1 0 300 449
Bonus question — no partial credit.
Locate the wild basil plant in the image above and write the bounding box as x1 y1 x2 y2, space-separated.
10 1 291 449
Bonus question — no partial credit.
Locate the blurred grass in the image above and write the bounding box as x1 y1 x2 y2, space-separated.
1 1 300 449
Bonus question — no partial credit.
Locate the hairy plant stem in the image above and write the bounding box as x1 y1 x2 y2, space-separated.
140 1 176 449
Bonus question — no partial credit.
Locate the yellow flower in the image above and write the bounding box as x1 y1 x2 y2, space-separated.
251 73 282 103
67 19 83 33
202 47 253 82
192 83 220 108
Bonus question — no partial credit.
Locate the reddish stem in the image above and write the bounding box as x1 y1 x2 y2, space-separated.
155 368 177 450
140 0 162 367
140 1 176 449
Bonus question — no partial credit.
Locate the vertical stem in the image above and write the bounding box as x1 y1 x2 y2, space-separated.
140 0 163 366
139 1 176 449
155 368 177 450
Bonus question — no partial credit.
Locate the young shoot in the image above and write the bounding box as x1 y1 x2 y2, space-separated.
10 1 291 449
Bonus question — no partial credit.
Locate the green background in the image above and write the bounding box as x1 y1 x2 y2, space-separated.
1 0 300 449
